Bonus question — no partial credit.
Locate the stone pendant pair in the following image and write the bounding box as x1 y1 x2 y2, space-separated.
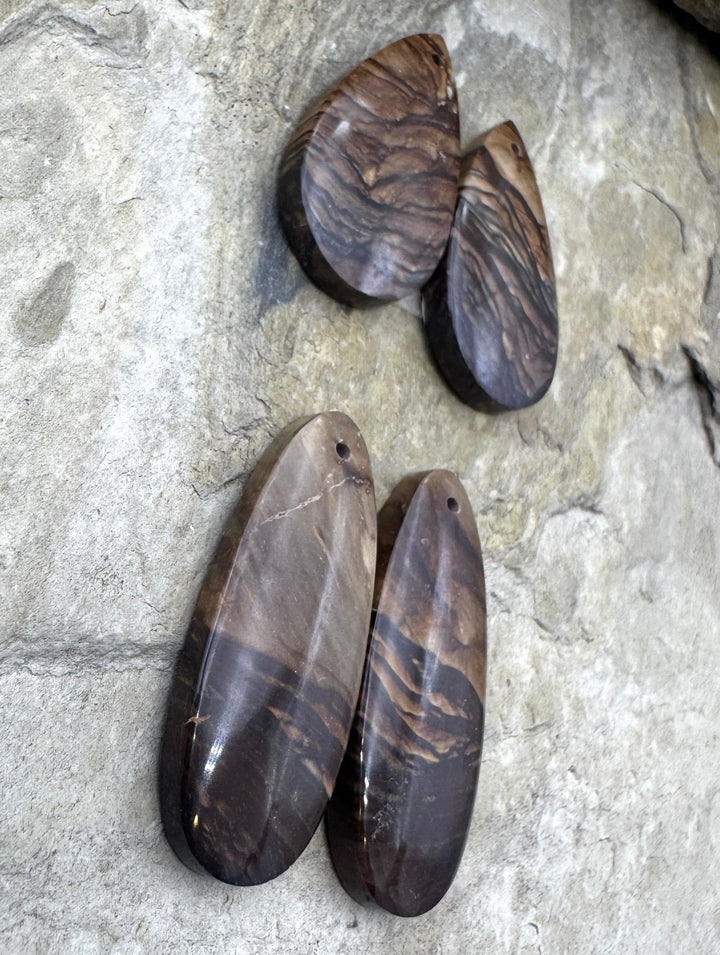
278 34 559 411
160 412 486 917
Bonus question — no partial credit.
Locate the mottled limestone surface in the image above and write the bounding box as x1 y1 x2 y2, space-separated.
1 0 719 952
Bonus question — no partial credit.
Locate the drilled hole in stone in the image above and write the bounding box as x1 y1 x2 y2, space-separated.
447 497 459 512
336 442 351 460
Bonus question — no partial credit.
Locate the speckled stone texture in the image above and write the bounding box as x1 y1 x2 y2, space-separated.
1 1 719 952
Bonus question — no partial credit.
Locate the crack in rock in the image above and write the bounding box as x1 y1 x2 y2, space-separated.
631 180 688 254
683 345 720 468
0 638 176 677
617 344 666 397
618 342 720 470
0 2 149 68
613 161 689 254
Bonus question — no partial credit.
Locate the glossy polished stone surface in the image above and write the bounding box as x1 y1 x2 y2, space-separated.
326 470 486 917
423 121 558 411
160 412 376 886
278 34 460 306
6 2 720 950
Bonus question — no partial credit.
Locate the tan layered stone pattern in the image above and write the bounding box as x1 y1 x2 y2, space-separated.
424 121 559 411
160 412 377 886
326 470 486 917
278 34 460 306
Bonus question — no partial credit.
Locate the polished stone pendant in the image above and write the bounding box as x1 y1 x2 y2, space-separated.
160 412 376 886
423 121 559 410
326 470 486 917
278 34 460 306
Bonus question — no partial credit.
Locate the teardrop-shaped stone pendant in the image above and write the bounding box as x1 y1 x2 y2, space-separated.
326 470 486 917
160 412 377 886
278 34 460 306
423 121 559 410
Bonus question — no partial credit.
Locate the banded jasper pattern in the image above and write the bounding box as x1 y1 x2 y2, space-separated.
326 470 486 917
423 121 559 410
160 413 376 886
278 34 460 306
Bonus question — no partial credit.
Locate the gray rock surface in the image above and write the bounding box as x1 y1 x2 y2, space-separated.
674 0 720 32
1 0 719 951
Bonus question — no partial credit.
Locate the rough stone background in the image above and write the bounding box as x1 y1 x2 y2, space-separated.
675 0 720 33
1 0 719 951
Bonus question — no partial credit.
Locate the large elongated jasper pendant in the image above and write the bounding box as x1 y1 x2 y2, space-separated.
278 34 460 306
423 121 559 410
160 412 376 886
326 470 486 917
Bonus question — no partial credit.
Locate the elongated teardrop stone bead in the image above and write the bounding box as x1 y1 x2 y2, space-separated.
278 34 460 306
423 121 559 410
160 412 376 886
326 470 486 917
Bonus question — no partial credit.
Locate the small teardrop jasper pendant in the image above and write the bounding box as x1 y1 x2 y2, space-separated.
278 35 460 306
423 121 559 411
326 470 486 917
160 412 377 886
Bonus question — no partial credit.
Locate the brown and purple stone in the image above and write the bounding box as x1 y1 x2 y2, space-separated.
423 121 559 411
326 470 486 917
278 34 460 306
159 412 376 886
